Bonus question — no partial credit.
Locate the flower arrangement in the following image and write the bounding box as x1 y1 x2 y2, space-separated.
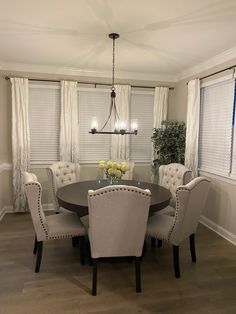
98 160 129 181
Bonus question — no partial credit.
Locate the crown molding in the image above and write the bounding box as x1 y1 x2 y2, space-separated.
177 46 236 81
1 61 176 83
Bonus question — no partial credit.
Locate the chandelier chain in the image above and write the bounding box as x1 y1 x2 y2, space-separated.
112 36 115 88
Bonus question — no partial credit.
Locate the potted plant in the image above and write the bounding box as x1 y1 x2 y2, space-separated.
151 120 186 178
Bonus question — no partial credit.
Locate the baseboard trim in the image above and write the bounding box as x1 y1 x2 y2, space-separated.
200 215 236 246
0 206 14 221
0 203 54 221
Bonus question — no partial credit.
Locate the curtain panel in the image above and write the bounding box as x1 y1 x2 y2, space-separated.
11 77 30 212
60 81 79 162
111 85 131 161
152 86 169 160
185 79 200 177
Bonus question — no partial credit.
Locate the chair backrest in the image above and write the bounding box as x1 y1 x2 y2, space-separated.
159 163 192 206
88 185 151 258
46 162 81 212
23 172 49 241
168 177 210 245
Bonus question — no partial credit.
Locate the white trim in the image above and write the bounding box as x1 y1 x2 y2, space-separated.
0 203 54 221
200 215 236 246
1 61 176 82
0 163 12 174
178 45 236 81
0 206 14 221
200 74 234 88
199 170 236 186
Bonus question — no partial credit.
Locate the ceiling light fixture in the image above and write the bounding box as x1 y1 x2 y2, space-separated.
89 33 138 135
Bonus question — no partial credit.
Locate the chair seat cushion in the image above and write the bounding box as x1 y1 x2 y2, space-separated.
47 212 86 240
157 205 175 216
146 213 174 241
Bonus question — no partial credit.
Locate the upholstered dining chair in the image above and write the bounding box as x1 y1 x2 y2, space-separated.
87 185 151 295
146 177 210 278
158 163 193 216
46 161 81 213
23 171 86 273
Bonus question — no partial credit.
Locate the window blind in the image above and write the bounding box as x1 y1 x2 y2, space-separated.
78 88 111 163
130 91 154 162
199 79 234 176
29 84 60 164
230 81 236 178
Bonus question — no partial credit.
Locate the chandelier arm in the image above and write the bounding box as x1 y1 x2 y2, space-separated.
99 98 114 131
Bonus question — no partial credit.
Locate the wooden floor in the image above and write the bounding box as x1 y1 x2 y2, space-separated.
0 214 236 314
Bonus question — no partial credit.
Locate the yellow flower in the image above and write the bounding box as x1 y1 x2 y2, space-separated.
115 169 122 178
107 160 113 168
116 163 121 170
108 168 115 175
112 162 118 170
121 163 129 172
98 160 106 169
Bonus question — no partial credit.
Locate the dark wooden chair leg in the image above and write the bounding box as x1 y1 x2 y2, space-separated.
79 236 85 266
33 235 38 255
173 245 180 278
190 234 196 262
157 239 162 248
72 237 77 248
151 237 156 247
134 257 141 293
35 241 43 273
92 259 98 296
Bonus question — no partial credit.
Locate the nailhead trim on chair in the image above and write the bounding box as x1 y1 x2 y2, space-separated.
26 182 49 239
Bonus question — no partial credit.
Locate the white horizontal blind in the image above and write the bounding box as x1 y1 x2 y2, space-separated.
199 79 234 176
130 91 154 162
29 84 60 164
78 89 111 162
230 81 236 177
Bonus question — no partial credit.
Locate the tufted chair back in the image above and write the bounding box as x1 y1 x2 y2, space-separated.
88 185 151 258
159 163 192 207
23 172 49 241
46 162 80 212
169 177 210 246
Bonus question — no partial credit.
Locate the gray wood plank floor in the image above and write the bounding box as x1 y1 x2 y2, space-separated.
0 213 236 314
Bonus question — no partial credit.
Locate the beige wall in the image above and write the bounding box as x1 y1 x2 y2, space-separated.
0 70 173 213
169 59 236 239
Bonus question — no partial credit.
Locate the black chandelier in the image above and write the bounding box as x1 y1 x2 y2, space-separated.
89 33 138 135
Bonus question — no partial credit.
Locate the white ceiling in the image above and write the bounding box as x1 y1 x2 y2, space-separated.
1 0 236 81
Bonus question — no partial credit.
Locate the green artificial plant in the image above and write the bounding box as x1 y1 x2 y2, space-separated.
151 120 186 173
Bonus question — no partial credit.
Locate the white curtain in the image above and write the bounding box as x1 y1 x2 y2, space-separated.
185 79 200 177
152 86 169 160
60 81 79 162
111 85 131 160
11 77 30 212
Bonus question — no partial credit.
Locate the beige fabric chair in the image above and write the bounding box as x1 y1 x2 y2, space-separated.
46 161 81 213
23 171 86 272
102 161 135 180
158 163 192 216
146 177 210 278
87 185 151 295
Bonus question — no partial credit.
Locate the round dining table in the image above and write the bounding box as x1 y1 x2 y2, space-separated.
56 179 171 217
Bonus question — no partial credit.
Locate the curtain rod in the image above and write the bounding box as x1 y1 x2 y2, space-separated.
4 76 174 90
187 64 236 84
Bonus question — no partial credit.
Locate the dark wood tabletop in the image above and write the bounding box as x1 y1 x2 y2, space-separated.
56 179 171 217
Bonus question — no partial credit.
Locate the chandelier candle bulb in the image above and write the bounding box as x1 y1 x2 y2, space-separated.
131 119 138 132
91 117 98 133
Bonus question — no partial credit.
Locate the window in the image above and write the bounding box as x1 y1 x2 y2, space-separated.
130 91 154 162
29 83 60 164
29 84 154 164
78 88 111 163
199 77 235 178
